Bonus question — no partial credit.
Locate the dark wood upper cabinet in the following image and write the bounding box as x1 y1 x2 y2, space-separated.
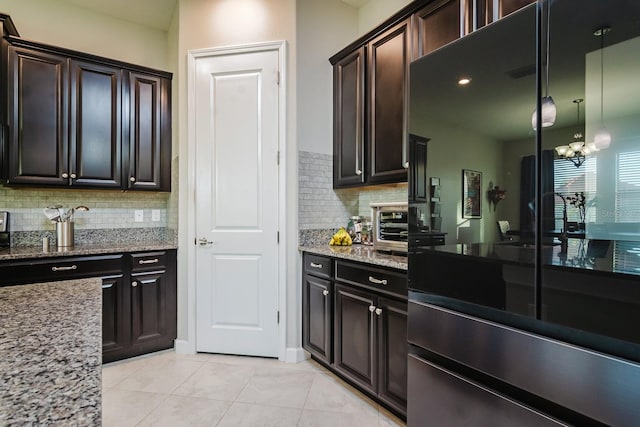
69 59 122 188
413 0 463 59
367 18 410 185
333 47 366 188
126 72 170 191
6 46 69 186
2 36 172 191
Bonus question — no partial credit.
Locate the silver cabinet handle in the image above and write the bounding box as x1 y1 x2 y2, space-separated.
369 305 376 312
132 281 138 287
70 173 77 179
130 176 136 182
375 308 383 316
322 290 329 296
52 265 77 272
356 169 362 176
139 259 159 265
368 276 388 285
198 237 215 246
403 161 409 169
310 262 323 269
62 172 69 178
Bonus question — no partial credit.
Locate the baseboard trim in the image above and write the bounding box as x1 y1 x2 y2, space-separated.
174 339 195 355
285 347 308 363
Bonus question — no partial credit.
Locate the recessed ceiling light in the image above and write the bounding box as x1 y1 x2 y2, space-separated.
458 77 472 86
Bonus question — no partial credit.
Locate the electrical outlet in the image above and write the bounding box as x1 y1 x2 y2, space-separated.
151 209 161 222
134 210 144 222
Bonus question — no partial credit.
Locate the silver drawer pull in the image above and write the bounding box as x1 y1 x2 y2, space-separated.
322 290 329 296
52 265 78 272
310 262 323 269
139 259 159 265
368 276 388 285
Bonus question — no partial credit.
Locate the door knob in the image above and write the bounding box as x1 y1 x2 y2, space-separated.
322 290 329 296
131 281 138 287
375 308 383 316
198 237 215 246
369 305 376 312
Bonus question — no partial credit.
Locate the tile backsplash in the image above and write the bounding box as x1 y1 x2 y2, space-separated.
0 185 171 235
298 150 408 242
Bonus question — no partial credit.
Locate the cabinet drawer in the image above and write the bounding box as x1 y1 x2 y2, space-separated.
131 251 167 271
0 254 124 286
336 261 407 300
304 253 333 279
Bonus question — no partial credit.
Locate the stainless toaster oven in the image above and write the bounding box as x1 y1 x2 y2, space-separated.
371 202 408 253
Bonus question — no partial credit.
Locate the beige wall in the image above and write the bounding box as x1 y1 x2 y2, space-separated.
175 0 298 349
358 0 412 35
297 0 358 155
0 0 169 71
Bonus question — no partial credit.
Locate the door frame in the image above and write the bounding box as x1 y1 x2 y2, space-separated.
184 41 288 360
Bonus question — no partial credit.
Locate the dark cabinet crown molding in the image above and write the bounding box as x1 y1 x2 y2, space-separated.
329 0 435 65
0 13 19 37
5 35 172 79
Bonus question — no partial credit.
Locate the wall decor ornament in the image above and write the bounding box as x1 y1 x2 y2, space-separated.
462 169 482 219
487 182 507 211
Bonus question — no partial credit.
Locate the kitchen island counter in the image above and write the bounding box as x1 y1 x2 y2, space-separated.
0 278 102 425
0 240 178 261
300 244 407 270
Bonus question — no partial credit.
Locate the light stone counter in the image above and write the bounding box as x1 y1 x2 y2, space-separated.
0 278 102 426
0 241 177 261
300 244 407 271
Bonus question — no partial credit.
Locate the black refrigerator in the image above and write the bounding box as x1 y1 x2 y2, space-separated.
407 1 640 425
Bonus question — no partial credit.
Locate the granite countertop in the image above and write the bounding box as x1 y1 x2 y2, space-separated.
300 244 407 270
0 241 178 261
0 278 102 426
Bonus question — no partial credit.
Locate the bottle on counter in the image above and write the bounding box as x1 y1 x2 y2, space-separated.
347 216 363 244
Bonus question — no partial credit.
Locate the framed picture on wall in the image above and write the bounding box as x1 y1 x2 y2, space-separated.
462 169 482 219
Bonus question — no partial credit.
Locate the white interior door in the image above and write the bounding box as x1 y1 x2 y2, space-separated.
194 47 280 357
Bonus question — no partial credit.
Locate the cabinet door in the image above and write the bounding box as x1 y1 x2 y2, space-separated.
367 18 411 184
69 60 122 188
6 46 69 185
409 134 429 202
377 297 408 415
126 72 170 191
413 0 462 59
130 270 171 351
334 283 377 393
102 275 128 363
302 275 332 364
333 47 366 188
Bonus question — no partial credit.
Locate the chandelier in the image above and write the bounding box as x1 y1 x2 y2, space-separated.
554 99 597 168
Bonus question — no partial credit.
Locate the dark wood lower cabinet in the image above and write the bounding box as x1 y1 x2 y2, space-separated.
334 283 377 393
302 274 332 364
102 275 128 360
378 297 408 414
302 252 408 418
0 249 177 364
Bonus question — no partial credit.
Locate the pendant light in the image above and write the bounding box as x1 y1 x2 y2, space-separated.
532 0 556 130
593 26 611 150
555 99 595 168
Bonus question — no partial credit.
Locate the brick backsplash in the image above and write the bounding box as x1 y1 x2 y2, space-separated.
298 150 408 237
0 186 170 232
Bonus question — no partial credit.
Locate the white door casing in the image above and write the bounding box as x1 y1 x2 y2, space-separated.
188 42 286 358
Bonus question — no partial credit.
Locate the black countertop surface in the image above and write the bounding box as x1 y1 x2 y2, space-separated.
421 238 637 277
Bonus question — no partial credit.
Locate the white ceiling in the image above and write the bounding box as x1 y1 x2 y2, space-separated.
56 0 177 31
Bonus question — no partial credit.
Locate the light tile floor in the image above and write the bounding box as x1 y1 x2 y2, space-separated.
102 350 406 427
